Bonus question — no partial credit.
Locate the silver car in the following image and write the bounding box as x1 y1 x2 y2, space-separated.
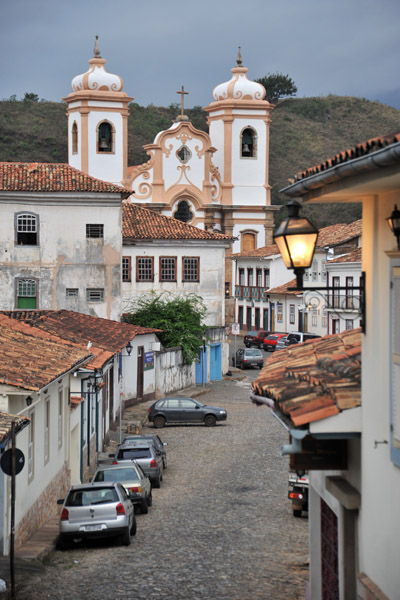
91 463 152 514
111 443 163 488
57 481 136 548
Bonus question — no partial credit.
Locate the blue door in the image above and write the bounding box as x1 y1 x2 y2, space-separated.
195 347 208 384
210 344 222 381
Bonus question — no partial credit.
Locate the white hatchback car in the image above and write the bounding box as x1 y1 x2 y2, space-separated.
57 481 136 548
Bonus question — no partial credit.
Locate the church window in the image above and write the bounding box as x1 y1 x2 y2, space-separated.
183 257 199 282
86 224 104 239
122 257 131 282
160 257 177 282
136 257 154 282
16 212 39 246
240 127 257 158
174 200 193 223
16 278 38 309
241 231 256 252
72 122 78 154
176 145 191 164
97 121 114 153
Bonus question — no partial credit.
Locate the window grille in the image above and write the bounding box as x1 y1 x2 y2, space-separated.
86 224 104 239
183 257 199 281
160 257 176 281
137 257 153 281
66 288 79 298
86 288 104 302
176 146 191 163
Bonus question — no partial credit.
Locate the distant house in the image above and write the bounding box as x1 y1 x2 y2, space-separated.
253 130 400 599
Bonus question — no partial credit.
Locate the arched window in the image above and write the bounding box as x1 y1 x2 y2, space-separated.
174 200 193 223
241 127 257 158
16 278 38 309
241 231 256 252
97 121 113 153
72 122 78 154
15 212 39 246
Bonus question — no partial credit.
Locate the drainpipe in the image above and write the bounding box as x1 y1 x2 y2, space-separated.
80 375 92 481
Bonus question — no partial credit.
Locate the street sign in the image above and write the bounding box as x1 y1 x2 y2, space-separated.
232 323 240 335
0 448 25 476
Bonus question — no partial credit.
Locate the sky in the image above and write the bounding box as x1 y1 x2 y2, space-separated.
1 0 400 110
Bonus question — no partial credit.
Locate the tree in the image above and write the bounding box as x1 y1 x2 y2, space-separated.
23 92 39 102
255 73 297 104
124 292 208 363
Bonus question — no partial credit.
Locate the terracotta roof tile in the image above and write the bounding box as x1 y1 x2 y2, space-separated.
123 203 232 241
0 314 92 391
2 310 160 354
266 278 299 295
0 413 30 444
294 131 400 182
0 162 130 195
252 328 361 427
327 247 362 264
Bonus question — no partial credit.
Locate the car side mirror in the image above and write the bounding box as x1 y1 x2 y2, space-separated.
163 442 168 446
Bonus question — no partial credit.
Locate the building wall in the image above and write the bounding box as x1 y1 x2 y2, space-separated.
0 197 122 320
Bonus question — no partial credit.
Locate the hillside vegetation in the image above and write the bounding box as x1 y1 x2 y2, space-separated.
1 95 399 227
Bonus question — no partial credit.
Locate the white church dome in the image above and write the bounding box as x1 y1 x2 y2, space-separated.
212 47 266 102
71 36 124 93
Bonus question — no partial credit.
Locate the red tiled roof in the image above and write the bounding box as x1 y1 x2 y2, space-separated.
328 247 362 264
0 162 131 195
2 310 160 354
229 244 279 259
252 328 361 426
122 203 232 241
0 314 92 391
294 131 400 182
267 278 299 295
0 413 30 444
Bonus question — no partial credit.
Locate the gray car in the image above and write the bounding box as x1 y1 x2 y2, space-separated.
111 443 163 488
57 481 136 548
91 463 152 514
122 434 168 469
233 347 264 369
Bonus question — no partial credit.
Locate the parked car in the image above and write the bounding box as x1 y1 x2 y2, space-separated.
57 481 136 548
233 347 264 369
91 463 152 514
262 333 288 352
122 434 168 469
275 336 288 351
244 330 271 348
285 332 321 346
110 443 163 488
288 471 309 517
148 397 227 428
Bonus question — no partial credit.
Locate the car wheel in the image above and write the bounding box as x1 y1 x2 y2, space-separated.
204 414 217 427
140 498 148 514
147 491 153 507
153 415 166 429
152 474 161 489
130 515 137 536
293 509 302 518
121 527 131 546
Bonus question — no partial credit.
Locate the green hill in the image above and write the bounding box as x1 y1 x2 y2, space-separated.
1 95 399 227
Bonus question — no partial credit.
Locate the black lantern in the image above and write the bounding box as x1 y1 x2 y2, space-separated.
273 200 318 288
126 341 133 356
386 204 400 250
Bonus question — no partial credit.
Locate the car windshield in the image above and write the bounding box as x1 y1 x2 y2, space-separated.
118 448 152 459
246 349 262 356
95 469 139 483
66 487 118 506
266 335 278 340
124 436 157 447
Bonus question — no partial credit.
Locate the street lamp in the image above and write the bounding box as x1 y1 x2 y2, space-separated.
125 341 133 356
386 204 400 250
273 199 318 289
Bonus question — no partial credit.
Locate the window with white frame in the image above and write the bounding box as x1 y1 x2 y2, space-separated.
122 257 131 282
183 257 199 282
289 304 295 324
312 310 318 326
16 278 38 309
256 269 262 287
16 212 39 246
239 269 245 285
247 269 253 287
346 319 354 330
277 302 283 323
28 411 34 480
58 389 63 449
322 308 327 328
44 398 50 464
264 269 270 288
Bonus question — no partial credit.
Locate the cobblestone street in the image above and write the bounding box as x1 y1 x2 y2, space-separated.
17 377 308 600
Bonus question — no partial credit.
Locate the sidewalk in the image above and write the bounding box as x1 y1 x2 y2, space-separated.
0 377 244 589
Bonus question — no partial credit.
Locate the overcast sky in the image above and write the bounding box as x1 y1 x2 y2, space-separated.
1 0 400 110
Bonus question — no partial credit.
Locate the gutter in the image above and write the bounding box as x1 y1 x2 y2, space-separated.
280 141 400 197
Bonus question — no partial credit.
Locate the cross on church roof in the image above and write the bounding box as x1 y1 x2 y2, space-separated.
176 85 189 117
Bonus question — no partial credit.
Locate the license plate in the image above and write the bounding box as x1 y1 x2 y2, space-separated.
84 524 103 532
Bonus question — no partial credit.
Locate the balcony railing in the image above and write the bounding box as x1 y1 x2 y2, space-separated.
234 285 269 301
325 293 359 311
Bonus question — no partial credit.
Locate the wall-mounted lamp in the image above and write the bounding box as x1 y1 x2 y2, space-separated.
26 396 33 407
274 200 366 333
386 204 400 250
126 341 133 356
